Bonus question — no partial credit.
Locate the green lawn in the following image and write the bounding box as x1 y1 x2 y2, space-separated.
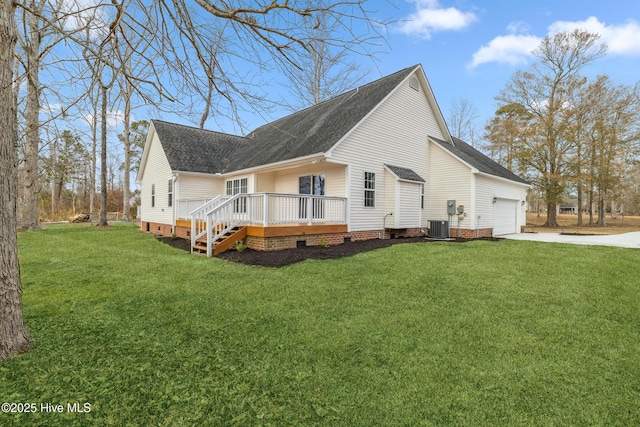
1 223 639 426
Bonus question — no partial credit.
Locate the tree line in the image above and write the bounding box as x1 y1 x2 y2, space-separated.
1 0 384 362
483 30 640 226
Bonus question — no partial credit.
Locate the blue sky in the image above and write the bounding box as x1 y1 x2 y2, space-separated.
367 0 640 135
54 0 640 143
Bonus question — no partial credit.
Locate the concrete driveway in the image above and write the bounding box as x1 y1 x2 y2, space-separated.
502 231 640 249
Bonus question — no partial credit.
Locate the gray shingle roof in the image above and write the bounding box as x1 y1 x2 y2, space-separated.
151 65 419 174
152 120 244 174
384 164 425 182
225 66 418 172
431 136 529 185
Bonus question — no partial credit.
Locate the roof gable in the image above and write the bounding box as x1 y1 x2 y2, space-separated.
151 120 245 174
384 164 425 182
224 66 419 172
431 136 529 185
143 64 453 176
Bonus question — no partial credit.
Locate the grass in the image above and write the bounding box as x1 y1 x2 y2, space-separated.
1 222 639 426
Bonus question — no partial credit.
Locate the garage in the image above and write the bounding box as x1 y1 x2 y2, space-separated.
493 198 518 236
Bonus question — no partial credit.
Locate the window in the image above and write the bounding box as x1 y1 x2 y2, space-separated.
299 174 325 219
226 178 248 196
364 172 375 207
226 178 248 212
151 184 155 207
167 179 173 207
409 76 420 91
421 184 424 209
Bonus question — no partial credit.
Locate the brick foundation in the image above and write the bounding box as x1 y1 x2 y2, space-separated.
141 221 173 237
141 221 500 251
141 221 191 239
448 227 493 238
244 228 428 251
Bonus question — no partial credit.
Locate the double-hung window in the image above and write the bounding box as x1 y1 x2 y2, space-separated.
167 180 173 207
151 184 156 207
364 172 375 207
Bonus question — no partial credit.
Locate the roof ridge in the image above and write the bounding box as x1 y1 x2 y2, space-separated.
249 64 420 134
152 119 245 139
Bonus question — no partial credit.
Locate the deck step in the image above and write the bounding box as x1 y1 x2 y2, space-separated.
191 226 247 256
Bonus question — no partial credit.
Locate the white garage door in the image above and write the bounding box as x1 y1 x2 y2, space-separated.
493 199 517 236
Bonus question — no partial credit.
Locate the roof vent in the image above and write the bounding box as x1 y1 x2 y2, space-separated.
409 76 420 91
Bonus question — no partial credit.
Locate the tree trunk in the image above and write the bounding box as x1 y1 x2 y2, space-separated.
597 191 606 226
90 103 97 221
98 84 108 226
544 201 558 227
20 4 41 231
588 189 594 226
122 84 131 221
577 185 583 226
1 0 32 362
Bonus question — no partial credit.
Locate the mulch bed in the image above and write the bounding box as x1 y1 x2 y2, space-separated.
157 235 502 267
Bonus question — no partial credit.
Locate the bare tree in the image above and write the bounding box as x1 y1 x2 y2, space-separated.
495 29 606 227
276 7 369 110
449 97 479 146
581 76 640 225
2 0 386 362
1 0 32 363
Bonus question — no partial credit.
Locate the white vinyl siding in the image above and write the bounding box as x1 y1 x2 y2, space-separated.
428 141 471 223
476 174 527 234
139 131 174 225
384 169 423 229
331 72 443 231
397 181 422 228
255 172 276 193
271 163 346 197
178 174 223 199
383 169 395 224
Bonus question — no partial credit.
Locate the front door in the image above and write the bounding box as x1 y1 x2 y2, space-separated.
299 174 325 220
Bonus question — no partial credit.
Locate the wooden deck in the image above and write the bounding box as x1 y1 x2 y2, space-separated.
176 220 347 237
246 224 348 237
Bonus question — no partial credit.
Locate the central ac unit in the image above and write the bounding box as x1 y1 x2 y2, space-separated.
428 220 449 238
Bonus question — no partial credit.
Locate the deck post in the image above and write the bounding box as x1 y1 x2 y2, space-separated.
263 194 269 227
191 213 196 253
206 212 213 257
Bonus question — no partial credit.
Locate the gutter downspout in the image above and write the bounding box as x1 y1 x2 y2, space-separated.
383 212 393 239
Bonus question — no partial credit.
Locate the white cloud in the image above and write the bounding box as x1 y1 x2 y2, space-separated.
469 34 541 68
506 21 530 34
41 103 63 118
60 0 110 39
83 110 125 129
470 16 640 68
398 0 478 39
549 16 640 56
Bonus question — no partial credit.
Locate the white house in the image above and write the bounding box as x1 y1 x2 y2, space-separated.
136 64 529 256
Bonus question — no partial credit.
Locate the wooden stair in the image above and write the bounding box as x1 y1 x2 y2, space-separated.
192 226 247 256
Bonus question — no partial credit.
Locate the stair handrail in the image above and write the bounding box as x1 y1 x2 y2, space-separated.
205 193 245 257
190 195 230 251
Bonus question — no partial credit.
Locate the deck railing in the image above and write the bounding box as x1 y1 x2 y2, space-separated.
187 193 347 256
188 195 230 246
245 193 347 226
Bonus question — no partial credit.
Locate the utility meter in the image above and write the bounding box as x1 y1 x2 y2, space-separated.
457 205 465 214
447 200 456 215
